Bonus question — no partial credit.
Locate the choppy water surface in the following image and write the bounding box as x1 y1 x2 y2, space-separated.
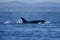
0 7 60 40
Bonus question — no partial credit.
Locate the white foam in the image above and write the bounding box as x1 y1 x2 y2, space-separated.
38 21 50 24
45 21 50 24
38 22 42 24
4 21 11 24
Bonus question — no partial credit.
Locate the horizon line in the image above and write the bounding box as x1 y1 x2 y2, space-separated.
0 1 60 3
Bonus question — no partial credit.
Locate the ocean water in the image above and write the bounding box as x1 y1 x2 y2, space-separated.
0 7 60 40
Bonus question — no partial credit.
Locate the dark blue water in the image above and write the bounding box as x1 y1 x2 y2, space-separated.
0 7 60 40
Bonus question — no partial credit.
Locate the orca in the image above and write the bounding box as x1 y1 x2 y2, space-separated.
21 17 48 24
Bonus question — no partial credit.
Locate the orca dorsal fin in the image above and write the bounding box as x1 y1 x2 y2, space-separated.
21 17 27 23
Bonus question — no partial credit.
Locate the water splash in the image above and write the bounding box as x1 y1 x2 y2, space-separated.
16 19 22 23
4 21 11 24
